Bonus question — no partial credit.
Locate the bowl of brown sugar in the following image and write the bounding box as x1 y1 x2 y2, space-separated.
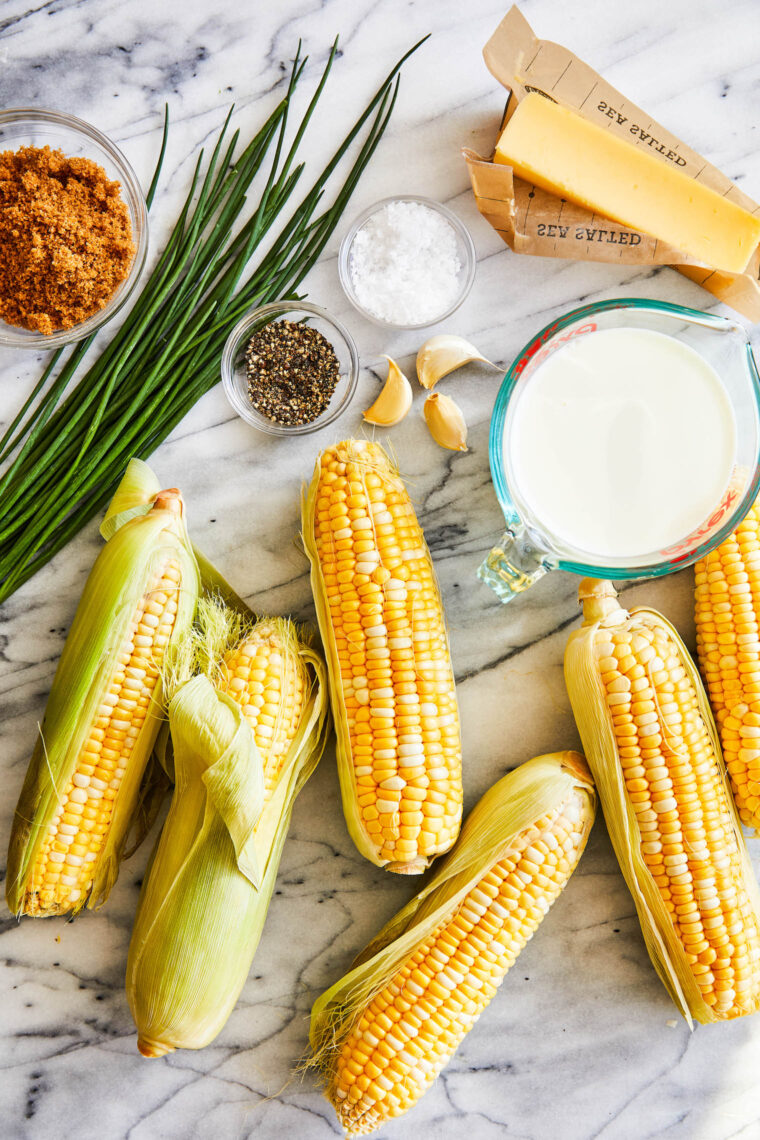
0 108 148 349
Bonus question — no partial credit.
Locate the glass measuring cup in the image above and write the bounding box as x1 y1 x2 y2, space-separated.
478 298 760 603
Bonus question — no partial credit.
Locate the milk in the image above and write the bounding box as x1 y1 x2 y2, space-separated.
506 328 737 560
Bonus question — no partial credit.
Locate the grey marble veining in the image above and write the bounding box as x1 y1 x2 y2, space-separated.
2 0 760 1137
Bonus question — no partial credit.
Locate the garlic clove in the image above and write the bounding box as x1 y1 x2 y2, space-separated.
423 392 468 452
416 334 497 390
363 356 413 426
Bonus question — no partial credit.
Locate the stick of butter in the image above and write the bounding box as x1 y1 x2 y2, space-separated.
494 93 760 275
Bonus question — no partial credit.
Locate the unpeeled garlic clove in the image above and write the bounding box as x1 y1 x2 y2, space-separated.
423 392 468 452
363 356 413 426
416 334 497 390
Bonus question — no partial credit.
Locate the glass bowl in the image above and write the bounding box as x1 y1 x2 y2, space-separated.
221 300 360 437
0 108 148 350
337 195 476 330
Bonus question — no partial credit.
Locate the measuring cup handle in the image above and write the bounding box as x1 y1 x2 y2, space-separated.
477 525 551 602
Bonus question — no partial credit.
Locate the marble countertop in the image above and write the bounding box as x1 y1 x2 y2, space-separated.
2 0 760 1137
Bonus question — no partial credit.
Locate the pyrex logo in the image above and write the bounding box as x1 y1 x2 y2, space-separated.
514 321 598 378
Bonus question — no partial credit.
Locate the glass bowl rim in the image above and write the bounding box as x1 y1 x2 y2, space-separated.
0 106 149 349
488 295 760 579
220 298 360 437
337 194 477 331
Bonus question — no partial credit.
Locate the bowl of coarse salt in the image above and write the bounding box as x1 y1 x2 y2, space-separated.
338 196 476 330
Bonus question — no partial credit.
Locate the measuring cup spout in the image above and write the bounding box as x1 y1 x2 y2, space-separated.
477 523 552 602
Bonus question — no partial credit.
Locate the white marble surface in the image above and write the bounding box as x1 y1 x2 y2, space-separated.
1 1 760 1137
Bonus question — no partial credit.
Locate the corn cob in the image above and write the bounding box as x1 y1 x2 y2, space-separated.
565 578 760 1024
302 439 463 875
6 461 199 917
218 620 308 803
695 499 760 830
309 752 595 1136
126 601 329 1057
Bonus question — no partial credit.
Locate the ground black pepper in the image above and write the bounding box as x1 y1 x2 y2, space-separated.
244 319 341 426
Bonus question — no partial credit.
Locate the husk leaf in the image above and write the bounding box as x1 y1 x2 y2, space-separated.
121 749 173 861
309 751 595 1068
100 458 162 541
6 491 200 916
102 458 252 617
564 582 760 1026
126 607 330 1056
192 545 254 619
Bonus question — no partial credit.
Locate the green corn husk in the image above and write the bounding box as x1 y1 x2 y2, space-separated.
308 751 596 1127
564 578 760 1025
126 601 330 1057
6 460 200 917
102 458 250 614
99 457 163 540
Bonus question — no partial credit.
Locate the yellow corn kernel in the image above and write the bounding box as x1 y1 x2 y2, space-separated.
303 439 462 875
218 620 308 802
7 464 199 920
26 560 182 915
126 603 330 1058
310 752 595 1136
695 501 760 830
566 578 760 1024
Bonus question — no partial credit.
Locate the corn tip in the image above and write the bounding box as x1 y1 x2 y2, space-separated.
138 1035 174 1059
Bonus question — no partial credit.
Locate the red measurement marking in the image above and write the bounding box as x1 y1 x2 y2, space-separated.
514 322 598 378
661 486 740 557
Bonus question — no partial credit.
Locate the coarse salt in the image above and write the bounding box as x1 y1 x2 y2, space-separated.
348 200 462 325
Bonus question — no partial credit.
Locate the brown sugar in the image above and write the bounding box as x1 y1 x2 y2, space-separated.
0 145 136 335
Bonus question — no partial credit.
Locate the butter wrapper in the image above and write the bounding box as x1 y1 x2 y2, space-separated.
465 5 760 321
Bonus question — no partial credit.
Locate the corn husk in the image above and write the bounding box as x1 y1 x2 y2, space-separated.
109 460 252 799
564 579 760 1026
309 751 595 1069
99 457 162 540
102 459 183 848
126 606 330 1057
6 462 200 917
101 458 250 615
301 439 462 873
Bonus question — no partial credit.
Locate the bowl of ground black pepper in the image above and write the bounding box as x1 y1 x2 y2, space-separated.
221 300 360 436
0 108 148 349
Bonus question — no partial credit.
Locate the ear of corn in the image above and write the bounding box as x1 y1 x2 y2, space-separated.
694 499 760 831
126 602 329 1057
565 578 760 1024
6 462 199 917
302 438 463 876
309 751 595 1137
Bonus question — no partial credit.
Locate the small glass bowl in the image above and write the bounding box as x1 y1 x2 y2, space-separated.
0 108 148 350
221 300 360 437
338 195 476 331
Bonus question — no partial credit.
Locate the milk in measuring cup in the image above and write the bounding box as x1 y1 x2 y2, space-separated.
506 328 737 560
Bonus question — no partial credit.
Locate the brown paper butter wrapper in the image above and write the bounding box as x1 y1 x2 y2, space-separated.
465 5 760 321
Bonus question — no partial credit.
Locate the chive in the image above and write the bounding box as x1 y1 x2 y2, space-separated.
0 38 427 603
